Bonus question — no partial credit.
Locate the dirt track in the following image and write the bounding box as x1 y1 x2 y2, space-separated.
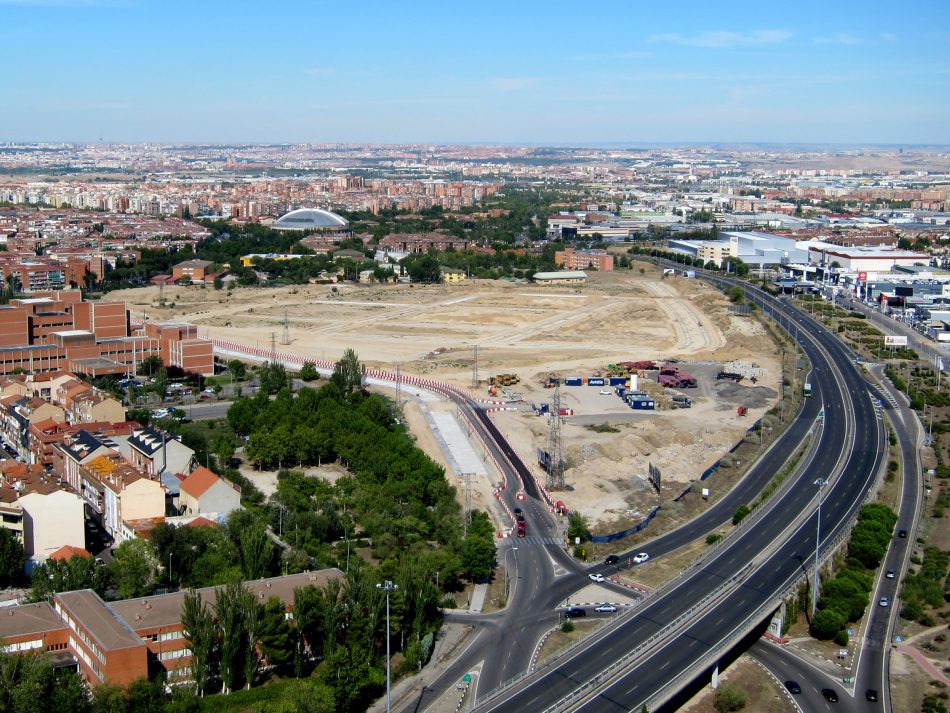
112 266 781 528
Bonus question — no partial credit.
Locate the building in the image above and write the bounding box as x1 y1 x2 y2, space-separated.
807 245 931 272
272 208 349 233
177 466 241 519
532 270 587 284
378 233 471 253
0 570 345 686
554 248 614 272
171 260 212 283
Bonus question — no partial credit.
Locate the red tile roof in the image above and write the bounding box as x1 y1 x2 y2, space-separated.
49 545 91 561
179 466 219 499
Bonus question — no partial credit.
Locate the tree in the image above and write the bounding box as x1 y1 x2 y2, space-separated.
154 367 169 400
300 361 319 382
110 538 159 599
0 527 24 586
714 683 747 712
331 348 362 396
810 606 847 640
181 589 214 696
567 512 590 542
259 361 289 394
227 359 247 381
215 580 249 694
29 554 106 602
241 587 261 689
138 354 163 377
732 504 751 526
258 595 295 667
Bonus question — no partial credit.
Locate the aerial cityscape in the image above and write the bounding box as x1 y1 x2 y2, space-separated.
0 2 948 713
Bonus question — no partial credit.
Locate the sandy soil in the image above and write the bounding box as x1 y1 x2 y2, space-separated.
113 266 782 528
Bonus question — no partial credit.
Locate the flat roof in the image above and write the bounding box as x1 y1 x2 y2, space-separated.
0 601 63 640
534 271 587 280
56 590 143 651
111 570 345 632
50 329 94 337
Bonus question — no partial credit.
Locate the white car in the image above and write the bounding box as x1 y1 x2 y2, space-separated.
632 552 650 564
594 603 618 613
598 389 612 395
588 573 605 583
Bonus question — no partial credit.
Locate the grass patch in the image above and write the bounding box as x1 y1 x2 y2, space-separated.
586 423 621 433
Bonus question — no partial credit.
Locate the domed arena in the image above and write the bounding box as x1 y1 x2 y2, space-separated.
273 207 349 231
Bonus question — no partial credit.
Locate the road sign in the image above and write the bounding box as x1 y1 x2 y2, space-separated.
895 635 904 643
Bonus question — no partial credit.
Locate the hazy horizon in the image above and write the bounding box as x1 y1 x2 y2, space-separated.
2 0 948 146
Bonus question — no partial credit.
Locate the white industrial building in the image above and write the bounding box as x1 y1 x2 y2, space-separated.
807 245 930 273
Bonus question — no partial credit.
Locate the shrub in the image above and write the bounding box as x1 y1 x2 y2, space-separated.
732 504 751 526
714 683 747 712
811 607 847 640
834 629 849 646
562 620 574 633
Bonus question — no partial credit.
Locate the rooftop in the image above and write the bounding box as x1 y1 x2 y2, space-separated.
56 590 143 651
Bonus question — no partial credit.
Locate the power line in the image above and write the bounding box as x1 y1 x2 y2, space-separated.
546 384 564 491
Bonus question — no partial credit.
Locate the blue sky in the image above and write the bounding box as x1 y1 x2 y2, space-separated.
1 0 948 145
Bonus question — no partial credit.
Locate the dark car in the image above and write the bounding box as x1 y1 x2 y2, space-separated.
565 607 586 618
898 529 908 538
783 680 801 694
513 507 523 516
821 688 838 702
866 689 879 702
605 555 619 565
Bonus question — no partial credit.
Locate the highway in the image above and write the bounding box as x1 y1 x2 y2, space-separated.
469 279 887 711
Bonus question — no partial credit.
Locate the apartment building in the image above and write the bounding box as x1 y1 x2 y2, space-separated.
0 570 344 686
554 247 614 272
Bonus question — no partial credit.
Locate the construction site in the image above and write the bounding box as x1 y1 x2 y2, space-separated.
111 263 788 534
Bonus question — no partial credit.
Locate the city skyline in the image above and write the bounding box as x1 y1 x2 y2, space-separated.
1 0 948 145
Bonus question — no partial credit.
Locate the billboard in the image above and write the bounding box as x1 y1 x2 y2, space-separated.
858 271 868 282
884 335 908 346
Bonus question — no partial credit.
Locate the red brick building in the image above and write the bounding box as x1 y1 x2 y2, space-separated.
554 247 614 272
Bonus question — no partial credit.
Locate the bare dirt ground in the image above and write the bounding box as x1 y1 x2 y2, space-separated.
678 655 794 713
112 266 782 529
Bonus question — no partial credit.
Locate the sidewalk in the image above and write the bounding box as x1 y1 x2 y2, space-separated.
894 643 950 685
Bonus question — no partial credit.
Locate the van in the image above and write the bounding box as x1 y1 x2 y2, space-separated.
605 555 619 565
565 607 586 618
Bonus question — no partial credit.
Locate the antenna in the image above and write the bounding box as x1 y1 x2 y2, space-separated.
546 384 565 491
471 344 479 388
270 332 277 363
280 308 290 345
394 362 402 412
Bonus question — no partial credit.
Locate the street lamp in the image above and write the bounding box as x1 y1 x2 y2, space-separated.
812 478 826 617
376 580 399 713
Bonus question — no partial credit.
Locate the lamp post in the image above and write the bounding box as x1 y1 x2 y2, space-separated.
376 580 398 713
812 478 826 617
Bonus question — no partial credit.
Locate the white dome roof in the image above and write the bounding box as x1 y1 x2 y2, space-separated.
273 208 349 230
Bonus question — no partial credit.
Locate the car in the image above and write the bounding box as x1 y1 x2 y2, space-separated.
879 596 890 607
783 680 801 694
821 688 839 702
588 573 605 583
565 607 586 618
605 555 619 565
594 603 618 613
886 568 896 579
866 689 879 702
515 513 525 522
898 529 908 538
513 507 523 515
94 557 105 566
598 389 612 395
633 552 650 564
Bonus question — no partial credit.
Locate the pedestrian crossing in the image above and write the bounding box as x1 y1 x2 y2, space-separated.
517 535 564 545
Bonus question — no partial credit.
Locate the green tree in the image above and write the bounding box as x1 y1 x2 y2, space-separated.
137 354 163 377
732 504 751 526
331 348 362 395
810 606 847 640
154 367 169 400
110 538 159 599
29 554 107 602
215 580 249 694
300 361 319 381
567 512 590 542
714 682 747 712
258 595 295 666
227 359 247 381
181 588 214 697
259 361 289 394
0 527 24 586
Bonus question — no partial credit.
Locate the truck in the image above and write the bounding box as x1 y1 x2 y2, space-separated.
803 382 813 397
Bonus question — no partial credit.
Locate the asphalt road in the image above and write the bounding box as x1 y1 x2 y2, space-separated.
470 278 886 711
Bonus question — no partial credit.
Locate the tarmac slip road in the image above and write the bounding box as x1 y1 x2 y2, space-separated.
473 278 885 713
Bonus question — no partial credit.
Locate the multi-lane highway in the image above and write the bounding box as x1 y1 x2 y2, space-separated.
464 278 887 712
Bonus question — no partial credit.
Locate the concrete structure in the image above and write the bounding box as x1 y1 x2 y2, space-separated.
177 466 241 519
532 270 587 284
21 487 85 561
807 244 931 272
171 260 212 283
378 232 471 253
554 248 614 272
0 570 344 685
272 208 349 232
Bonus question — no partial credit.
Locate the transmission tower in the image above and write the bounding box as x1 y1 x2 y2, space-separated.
280 308 290 345
471 344 479 389
270 332 277 363
546 385 565 490
394 363 402 411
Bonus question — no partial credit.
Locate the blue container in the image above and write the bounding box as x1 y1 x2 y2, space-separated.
608 376 626 386
588 378 605 386
565 377 583 386
630 397 655 410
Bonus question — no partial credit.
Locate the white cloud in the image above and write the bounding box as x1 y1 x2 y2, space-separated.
649 29 793 48
814 32 862 45
491 77 540 91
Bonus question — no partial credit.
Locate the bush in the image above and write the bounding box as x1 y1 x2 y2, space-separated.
811 607 847 640
732 504 751 526
561 620 574 633
714 683 747 712
834 629 849 646
706 533 723 545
